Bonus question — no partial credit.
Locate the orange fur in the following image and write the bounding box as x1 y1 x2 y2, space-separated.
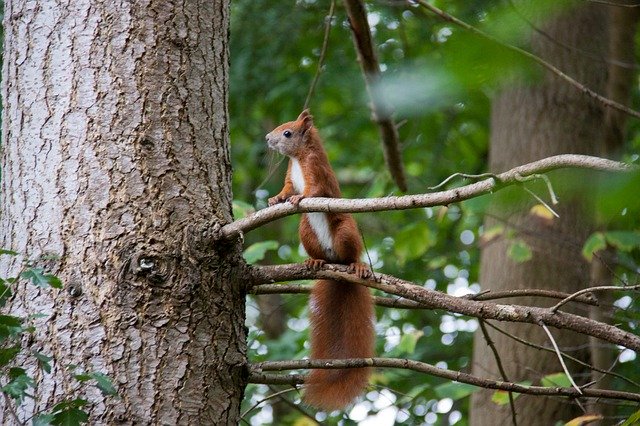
266 110 375 410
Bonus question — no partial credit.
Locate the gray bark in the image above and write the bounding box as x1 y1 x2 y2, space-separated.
471 4 614 425
1 0 246 424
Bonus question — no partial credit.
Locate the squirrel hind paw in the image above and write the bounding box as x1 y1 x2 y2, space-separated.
305 258 326 271
349 262 371 279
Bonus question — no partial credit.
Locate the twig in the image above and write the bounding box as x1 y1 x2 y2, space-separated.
539 322 583 394
240 387 299 418
467 289 598 306
250 358 640 402
249 263 640 351
220 154 635 239
551 284 640 313
483 320 640 389
344 0 407 191
479 320 518 425
267 385 321 425
304 0 335 110
412 0 640 120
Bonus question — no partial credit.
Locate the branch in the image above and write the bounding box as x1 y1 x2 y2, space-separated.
249 263 640 352
250 358 640 402
220 154 634 239
343 0 407 191
412 0 640 120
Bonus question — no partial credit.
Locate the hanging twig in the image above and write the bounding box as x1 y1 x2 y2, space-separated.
343 0 408 191
304 0 336 110
539 322 583 394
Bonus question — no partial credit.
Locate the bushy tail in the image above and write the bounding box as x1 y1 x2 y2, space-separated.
304 279 374 410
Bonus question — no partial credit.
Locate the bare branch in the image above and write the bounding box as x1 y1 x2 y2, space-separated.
250 358 640 402
540 322 583 394
343 0 407 191
412 0 640 120
551 284 640 313
249 263 640 352
304 0 335 110
220 154 634 239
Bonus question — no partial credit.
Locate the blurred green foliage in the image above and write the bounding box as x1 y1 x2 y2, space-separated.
230 0 640 424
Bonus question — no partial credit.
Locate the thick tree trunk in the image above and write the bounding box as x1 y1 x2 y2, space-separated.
471 5 614 425
1 0 246 424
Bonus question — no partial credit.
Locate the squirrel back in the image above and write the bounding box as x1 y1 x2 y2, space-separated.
266 110 375 410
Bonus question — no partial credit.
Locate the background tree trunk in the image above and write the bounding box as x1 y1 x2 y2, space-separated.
470 4 622 424
1 0 246 424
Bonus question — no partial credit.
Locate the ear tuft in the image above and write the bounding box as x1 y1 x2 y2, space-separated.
298 109 314 131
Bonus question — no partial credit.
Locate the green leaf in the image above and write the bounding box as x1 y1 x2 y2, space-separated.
2 368 35 402
434 382 477 400
73 374 92 382
242 240 279 264
88 372 118 396
20 268 63 289
621 409 640 426
52 407 89 426
0 345 21 367
33 413 56 426
507 239 532 263
582 232 607 261
397 330 423 355
0 315 22 327
33 351 53 374
604 231 640 252
0 281 12 308
0 249 18 256
491 381 531 405
394 223 435 263
540 372 571 388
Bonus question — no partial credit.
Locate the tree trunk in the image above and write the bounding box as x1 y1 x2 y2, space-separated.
471 4 614 425
1 0 246 424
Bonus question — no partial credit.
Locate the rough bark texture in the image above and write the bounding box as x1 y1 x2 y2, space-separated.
471 5 613 425
1 0 246 424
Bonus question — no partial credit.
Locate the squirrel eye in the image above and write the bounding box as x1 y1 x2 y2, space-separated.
283 130 292 138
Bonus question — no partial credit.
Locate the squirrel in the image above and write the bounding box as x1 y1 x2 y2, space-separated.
265 110 375 410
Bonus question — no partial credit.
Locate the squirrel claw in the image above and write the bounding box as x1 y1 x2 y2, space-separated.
305 259 326 271
349 262 371 279
268 196 283 206
288 195 304 206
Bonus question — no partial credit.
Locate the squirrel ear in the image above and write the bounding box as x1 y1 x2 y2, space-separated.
298 109 314 131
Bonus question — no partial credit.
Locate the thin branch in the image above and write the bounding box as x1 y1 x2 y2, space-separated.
467 289 598 306
551 284 640 313
540 322 583 394
219 154 634 239
267 385 320 425
479 320 518 426
250 358 640 402
249 263 640 352
343 0 408 191
483 320 640 389
304 0 335 110
241 387 299 418
412 0 640 120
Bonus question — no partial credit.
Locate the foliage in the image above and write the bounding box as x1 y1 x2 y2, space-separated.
230 0 640 425
0 252 117 425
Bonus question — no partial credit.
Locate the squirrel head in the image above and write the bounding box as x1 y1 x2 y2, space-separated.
265 109 315 157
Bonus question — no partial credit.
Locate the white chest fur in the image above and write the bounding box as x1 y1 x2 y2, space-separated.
290 159 335 259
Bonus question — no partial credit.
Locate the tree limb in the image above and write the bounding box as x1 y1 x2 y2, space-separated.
249 358 640 402
219 154 635 239
249 263 640 352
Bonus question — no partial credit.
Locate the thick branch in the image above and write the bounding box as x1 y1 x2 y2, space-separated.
220 154 634 239
343 0 407 191
250 358 640 402
250 263 640 352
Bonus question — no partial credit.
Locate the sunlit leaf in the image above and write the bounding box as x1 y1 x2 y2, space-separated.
397 330 424 354
604 231 640 252
565 414 603 426
582 232 607 261
540 372 571 388
621 409 640 426
434 382 477 400
507 239 532 263
242 241 279 264
491 380 531 405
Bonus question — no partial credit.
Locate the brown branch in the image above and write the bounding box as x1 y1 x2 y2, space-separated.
467 289 598 306
551 284 640 313
412 0 640 120
220 154 634 239
249 263 640 352
250 358 640 402
343 0 407 191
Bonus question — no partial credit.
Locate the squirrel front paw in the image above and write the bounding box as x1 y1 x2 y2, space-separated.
348 262 371 279
305 258 326 271
268 195 285 206
288 194 305 206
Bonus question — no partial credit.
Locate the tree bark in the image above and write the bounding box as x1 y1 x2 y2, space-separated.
471 4 613 425
1 0 246 424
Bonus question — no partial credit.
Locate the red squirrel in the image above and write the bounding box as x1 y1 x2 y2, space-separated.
266 110 375 410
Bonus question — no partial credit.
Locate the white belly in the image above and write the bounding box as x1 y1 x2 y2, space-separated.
290 159 336 259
